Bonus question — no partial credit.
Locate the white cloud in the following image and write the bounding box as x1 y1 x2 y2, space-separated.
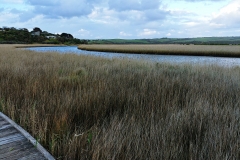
119 31 132 37
166 33 171 36
78 29 91 36
88 8 119 24
211 0 240 27
0 12 19 24
184 21 200 27
138 29 160 37
176 0 225 1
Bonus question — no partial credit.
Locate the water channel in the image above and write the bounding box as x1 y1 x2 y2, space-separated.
25 46 240 67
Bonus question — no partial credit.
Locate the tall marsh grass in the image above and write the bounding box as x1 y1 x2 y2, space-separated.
1 45 240 159
78 44 240 57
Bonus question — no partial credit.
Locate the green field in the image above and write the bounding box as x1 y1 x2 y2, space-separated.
88 37 240 45
1 45 240 159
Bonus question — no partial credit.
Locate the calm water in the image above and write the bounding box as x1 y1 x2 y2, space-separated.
26 46 240 67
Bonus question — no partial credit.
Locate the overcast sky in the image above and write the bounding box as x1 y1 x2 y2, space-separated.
0 0 240 39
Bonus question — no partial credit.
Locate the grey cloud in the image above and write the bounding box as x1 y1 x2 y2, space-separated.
10 8 22 14
26 0 58 6
8 8 37 22
108 0 141 11
27 0 101 6
107 0 168 24
19 11 38 22
144 9 170 21
26 0 99 18
114 9 169 26
108 0 160 11
35 5 92 18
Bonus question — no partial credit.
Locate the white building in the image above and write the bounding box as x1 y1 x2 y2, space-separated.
46 35 57 39
31 31 41 36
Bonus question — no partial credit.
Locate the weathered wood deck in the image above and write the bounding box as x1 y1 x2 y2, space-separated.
0 112 55 160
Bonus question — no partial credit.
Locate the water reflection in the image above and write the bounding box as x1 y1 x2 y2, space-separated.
25 46 240 67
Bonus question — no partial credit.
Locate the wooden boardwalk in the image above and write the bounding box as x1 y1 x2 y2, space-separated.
0 112 55 160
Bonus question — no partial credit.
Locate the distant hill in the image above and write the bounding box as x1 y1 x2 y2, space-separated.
88 37 240 45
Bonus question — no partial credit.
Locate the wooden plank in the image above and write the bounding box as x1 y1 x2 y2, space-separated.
0 117 5 122
0 133 25 146
0 119 8 126
0 126 19 138
18 152 48 160
0 112 55 160
0 146 46 160
0 138 31 154
0 124 12 130
0 142 36 159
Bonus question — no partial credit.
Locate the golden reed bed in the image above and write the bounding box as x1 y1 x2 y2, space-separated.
78 44 240 57
1 45 240 159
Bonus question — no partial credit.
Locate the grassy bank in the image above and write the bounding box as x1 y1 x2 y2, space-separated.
14 44 66 48
78 44 240 57
1 45 240 159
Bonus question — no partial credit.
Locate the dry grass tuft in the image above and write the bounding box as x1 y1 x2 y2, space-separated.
1 45 240 159
72 67 88 77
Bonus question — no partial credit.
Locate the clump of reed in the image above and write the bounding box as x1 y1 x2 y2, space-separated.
1 45 240 159
78 44 240 57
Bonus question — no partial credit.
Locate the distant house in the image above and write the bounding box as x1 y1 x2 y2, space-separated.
31 27 42 36
31 31 41 36
19 28 29 32
46 35 57 39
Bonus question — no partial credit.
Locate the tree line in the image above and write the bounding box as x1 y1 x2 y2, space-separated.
0 27 88 44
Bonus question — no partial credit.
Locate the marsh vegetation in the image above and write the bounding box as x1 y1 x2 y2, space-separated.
78 44 240 57
1 45 240 159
